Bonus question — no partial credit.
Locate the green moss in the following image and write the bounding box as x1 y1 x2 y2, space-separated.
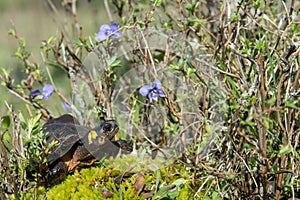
45 166 141 199
47 167 105 200
32 157 196 199
106 154 173 172
176 182 195 200
24 187 46 200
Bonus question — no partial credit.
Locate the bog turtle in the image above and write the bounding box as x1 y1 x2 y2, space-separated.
39 114 132 185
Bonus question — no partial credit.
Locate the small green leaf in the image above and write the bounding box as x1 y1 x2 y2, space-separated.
278 145 293 156
284 99 298 109
27 113 42 135
187 68 196 76
1 116 11 130
172 178 187 186
154 179 186 199
18 112 27 130
7 28 16 36
225 172 235 180
155 170 161 193
212 191 222 200
19 37 26 47
187 17 206 24
170 64 181 71
15 51 24 59
47 36 56 44
154 184 178 199
107 56 121 69
265 97 276 105
152 0 163 6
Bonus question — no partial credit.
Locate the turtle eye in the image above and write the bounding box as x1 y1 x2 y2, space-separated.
103 123 113 132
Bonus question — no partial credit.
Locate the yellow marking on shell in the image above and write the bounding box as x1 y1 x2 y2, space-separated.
88 130 97 144
98 136 106 145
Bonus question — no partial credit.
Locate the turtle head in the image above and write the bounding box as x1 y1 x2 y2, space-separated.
82 120 132 159
93 120 119 141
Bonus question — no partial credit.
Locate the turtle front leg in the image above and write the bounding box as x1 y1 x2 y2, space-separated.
113 139 133 152
41 162 68 186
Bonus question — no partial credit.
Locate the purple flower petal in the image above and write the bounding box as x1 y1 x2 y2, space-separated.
62 102 72 111
139 85 152 96
97 23 121 41
99 24 111 33
96 31 108 41
112 31 121 39
157 89 166 97
110 22 119 31
140 79 166 103
152 79 162 89
42 84 54 100
150 93 158 102
29 89 41 97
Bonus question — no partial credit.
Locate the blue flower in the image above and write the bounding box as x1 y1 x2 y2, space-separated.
139 79 166 103
29 89 41 97
96 22 121 41
42 84 54 100
62 100 72 111
29 84 54 100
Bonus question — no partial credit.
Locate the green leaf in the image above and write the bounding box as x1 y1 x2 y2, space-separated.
278 145 293 156
27 113 42 136
265 97 276 105
187 68 196 77
261 116 272 130
154 179 186 199
107 56 121 69
19 37 26 47
47 36 56 44
172 178 187 186
154 184 179 199
155 170 161 193
15 51 24 60
152 0 163 6
241 116 256 127
1 115 10 130
225 76 238 98
212 191 222 200
187 17 206 24
284 99 298 109
18 112 27 130
225 172 235 180
170 64 180 71
7 28 16 36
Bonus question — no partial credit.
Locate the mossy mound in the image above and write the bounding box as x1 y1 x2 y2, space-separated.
27 155 197 199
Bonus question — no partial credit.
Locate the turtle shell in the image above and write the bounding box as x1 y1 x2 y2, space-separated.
43 114 87 165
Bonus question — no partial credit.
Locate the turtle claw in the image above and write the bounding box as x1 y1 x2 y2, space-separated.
113 139 133 152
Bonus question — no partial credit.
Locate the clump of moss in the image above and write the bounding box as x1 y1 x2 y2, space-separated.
24 187 46 200
44 165 142 200
33 156 197 199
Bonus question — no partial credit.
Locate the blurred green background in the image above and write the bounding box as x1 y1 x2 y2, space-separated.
0 0 110 115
